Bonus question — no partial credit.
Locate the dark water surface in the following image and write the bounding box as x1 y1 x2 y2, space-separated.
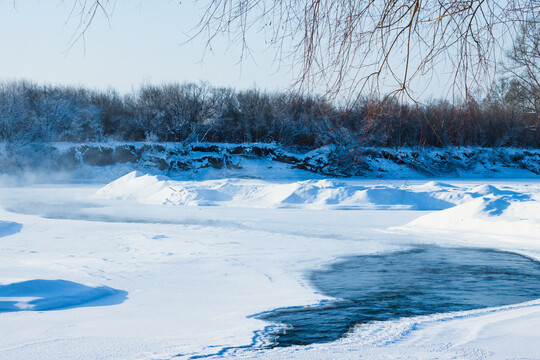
259 247 540 347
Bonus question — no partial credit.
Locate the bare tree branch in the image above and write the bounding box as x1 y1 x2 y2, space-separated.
190 0 539 105
24 0 540 107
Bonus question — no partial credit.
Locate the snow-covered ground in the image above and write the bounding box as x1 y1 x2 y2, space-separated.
0 169 539 359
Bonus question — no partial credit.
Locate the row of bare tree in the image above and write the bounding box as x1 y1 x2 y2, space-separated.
0 78 537 148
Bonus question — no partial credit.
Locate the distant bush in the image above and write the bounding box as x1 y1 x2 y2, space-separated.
0 80 537 148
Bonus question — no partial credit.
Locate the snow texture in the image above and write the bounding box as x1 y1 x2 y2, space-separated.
0 164 539 359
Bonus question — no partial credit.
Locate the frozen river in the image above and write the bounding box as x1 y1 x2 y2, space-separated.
0 174 539 359
260 247 540 347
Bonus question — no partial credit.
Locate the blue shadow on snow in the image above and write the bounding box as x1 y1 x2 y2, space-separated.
0 279 127 312
0 221 22 238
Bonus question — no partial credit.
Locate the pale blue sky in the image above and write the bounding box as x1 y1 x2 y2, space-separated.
0 1 512 99
0 1 293 94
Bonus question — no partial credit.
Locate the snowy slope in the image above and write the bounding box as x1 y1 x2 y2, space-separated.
403 184 540 241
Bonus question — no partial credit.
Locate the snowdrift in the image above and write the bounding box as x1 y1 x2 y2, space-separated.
95 171 460 210
403 184 540 241
0 279 127 312
96 172 540 241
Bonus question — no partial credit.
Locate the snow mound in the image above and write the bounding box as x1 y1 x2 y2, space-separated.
95 171 457 210
414 181 457 190
94 171 173 201
404 184 540 240
0 279 127 312
0 221 22 238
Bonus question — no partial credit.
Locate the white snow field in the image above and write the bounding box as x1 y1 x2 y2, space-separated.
0 170 539 359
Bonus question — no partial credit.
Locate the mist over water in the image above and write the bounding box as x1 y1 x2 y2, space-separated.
260 247 540 347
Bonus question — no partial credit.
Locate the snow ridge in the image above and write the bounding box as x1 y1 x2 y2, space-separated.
95 171 457 210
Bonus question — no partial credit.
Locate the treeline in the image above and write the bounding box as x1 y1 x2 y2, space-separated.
0 80 538 148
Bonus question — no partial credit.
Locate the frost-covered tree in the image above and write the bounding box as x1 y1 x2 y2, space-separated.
502 20 540 120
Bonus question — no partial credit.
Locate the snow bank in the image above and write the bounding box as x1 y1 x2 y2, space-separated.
97 171 540 240
402 183 540 241
96 173 540 244
3 142 540 179
95 171 459 210
0 279 127 312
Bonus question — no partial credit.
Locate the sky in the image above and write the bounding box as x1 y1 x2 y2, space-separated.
0 1 513 100
0 1 293 94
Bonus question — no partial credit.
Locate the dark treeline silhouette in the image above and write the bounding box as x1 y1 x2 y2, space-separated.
0 80 538 148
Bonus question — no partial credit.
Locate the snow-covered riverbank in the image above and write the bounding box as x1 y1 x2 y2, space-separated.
2 142 540 179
